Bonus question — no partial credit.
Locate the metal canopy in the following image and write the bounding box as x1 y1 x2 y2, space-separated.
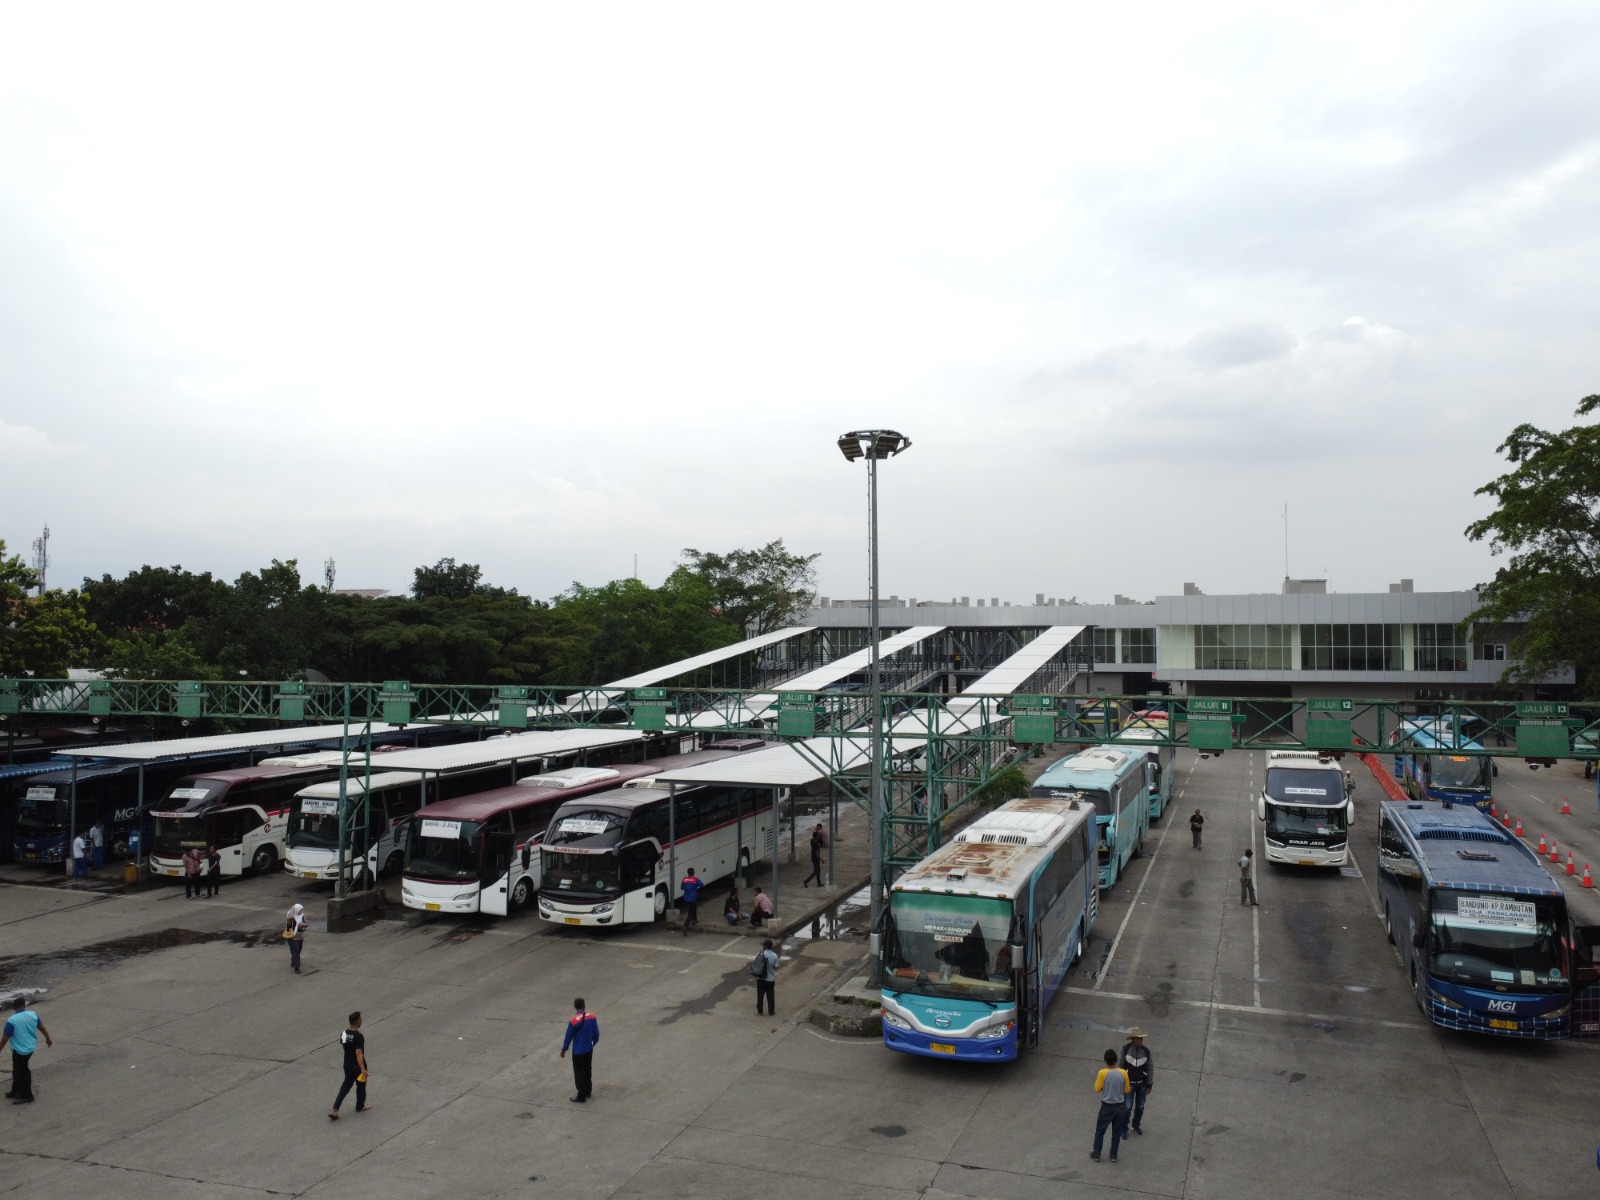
57 724 400 761
950 625 1087 705
775 626 944 693
367 727 645 773
606 626 814 688
651 733 922 789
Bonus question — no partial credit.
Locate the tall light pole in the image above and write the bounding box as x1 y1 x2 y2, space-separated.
837 428 911 986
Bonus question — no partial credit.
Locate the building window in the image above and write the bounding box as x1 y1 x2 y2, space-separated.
1473 643 1506 662
1193 625 1291 670
1120 628 1155 665
1299 624 1402 671
1416 624 1467 672
1092 628 1117 664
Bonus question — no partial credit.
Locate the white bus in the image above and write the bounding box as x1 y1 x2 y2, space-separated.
1257 749 1354 866
147 762 337 878
882 794 1098 1060
401 766 664 916
539 750 773 928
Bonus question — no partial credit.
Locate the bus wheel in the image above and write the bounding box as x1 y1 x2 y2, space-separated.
250 846 276 875
381 852 403 878
1383 903 1394 944
109 833 130 861
653 886 668 920
510 877 533 910
353 865 375 892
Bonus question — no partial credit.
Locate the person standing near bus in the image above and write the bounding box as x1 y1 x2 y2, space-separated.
183 846 204 898
1189 808 1204 850
560 997 599 1102
328 1011 371 1119
753 938 779 1016
1238 848 1258 906
680 869 703 929
1091 1048 1130 1162
286 903 308 973
803 824 825 887
89 821 105 869
71 832 89 882
1120 1028 1154 1135
205 845 222 897
2 997 52 1104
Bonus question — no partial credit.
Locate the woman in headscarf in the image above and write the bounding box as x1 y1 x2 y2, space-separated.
286 903 308 974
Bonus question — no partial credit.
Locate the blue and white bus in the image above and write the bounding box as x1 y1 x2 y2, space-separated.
1377 801 1600 1039
1111 727 1176 821
882 794 1098 1060
1030 747 1150 889
1391 719 1493 810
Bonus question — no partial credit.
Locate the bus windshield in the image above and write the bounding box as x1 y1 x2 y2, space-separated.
150 814 207 855
886 892 1015 1002
1265 804 1345 840
1428 889 1568 991
288 805 341 850
541 850 622 899
15 797 65 832
1264 768 1342 805
543 808 629 848
1429 756 1490 790
405 818 483 881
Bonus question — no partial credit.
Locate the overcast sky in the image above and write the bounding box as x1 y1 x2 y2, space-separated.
4 3 1597 607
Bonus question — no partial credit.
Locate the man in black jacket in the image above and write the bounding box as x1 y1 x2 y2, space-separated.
1120 1028 1154 1135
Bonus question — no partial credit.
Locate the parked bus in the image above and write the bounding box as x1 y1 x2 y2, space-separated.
147 762 339 878
1257 750 1354 867
1029 747 1150 889
538 744 773 928
402 765 666 916
1111 726 1175 820
881 794 1098 1060
1391 719 1493 811
1377 800 1600 1039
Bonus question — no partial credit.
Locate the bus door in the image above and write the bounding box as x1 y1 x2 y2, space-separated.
1572 924 1600 1038
619 838 660 922
482 824 517 915
1016 907 1041 1049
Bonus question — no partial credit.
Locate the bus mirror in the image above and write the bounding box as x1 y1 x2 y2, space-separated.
1491 762 1499 776
1256 799 1265 822
1347 801 1356 824
521 845 531 871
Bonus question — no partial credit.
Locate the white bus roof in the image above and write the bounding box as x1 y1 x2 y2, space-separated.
295 772 422 798
366 728 646 773
893 796 1095 899
1266 750 1342 768
57 724 400 761
949 626 1088 706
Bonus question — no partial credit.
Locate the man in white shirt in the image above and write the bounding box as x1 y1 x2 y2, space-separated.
89 822 105 869
71 833 89 882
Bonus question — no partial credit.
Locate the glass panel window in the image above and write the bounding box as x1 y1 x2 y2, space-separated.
1416 624 1467 672
1092 628 1117 664
1120 628 1155 665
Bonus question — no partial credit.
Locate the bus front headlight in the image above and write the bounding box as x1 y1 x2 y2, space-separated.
975 1021 1014 1039
591 902 614 914
881 1010 911 1030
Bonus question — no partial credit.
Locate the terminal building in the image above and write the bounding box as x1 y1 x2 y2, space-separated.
803 577 1567 706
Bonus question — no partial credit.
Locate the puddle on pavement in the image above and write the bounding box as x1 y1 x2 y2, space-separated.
0 927 281 993
790 885 871 941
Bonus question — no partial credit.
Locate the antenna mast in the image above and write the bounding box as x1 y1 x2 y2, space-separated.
31 524 50 595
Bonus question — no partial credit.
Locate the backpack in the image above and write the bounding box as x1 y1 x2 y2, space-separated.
748 951 765 977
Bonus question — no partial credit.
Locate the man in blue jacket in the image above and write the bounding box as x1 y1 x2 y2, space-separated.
680 868 703 929
560 997 600 1103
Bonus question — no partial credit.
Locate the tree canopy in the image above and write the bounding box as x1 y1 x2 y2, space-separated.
0 540 102 677
680 539 819 634
1465 393 1600 696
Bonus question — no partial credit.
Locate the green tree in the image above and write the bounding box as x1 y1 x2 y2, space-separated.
1465 394 1600 696
680 539 819 634
413 558 501 601
102 632 221 681
548 574 737 683
0 539 104 676
82 564 227 637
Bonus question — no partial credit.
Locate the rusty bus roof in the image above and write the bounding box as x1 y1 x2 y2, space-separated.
892 795 1095 899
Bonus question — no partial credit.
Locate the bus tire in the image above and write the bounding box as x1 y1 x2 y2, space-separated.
510 876 533 910
109 833 130 861
353 865 375 892
1383 903 1394 944
653 885 668 920
381 851 403 878
250 846 277 875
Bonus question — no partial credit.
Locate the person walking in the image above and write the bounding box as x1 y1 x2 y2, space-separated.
1189 808 1204 850
802 824 825 887
1120 1028 1155 1135
71 831 89 882
205 845 222 897
753 938 779 1016
286 903 308 973
680 868 703 929
560 998 599 1103
183 846 204 898
749 886 774 928
1238 848 1258 906
1 997 52 1104
89 821 105 869
328 1011 372 1119
1091 1048 1130 1162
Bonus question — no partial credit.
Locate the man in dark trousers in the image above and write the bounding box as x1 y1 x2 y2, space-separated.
205 844 222 897
328 1011 371 1119
1189 808 1204 850
754 938 779 1016
803 824 825 887
1120 1028 1154 1134
561 998 600 1102
1239 848 1258 906
2 997 53 1104
680 868 703 928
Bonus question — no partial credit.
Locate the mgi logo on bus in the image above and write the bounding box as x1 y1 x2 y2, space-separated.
1486 999 1518 1013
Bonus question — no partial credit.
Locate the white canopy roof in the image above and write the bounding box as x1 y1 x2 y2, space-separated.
606 626 814 688
362 727 645 773
651 733 926 789
59 724 400 761
950 626 1087 707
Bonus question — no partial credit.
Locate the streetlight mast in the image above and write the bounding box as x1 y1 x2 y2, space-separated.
836 429 911 986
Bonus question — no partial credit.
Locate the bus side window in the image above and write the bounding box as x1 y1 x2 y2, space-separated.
621 841 656 887
674 793 703 838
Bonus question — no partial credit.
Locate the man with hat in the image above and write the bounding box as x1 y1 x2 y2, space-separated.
1120 1028 1155 1135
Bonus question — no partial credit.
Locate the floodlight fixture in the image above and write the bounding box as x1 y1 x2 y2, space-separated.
836 429 911 462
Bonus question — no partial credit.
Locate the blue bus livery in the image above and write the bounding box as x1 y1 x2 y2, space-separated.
1111 727 1175 821
1377 801 1600 1039
1391 719 1493 811
1030 747 1150 889
882 794 1098 1061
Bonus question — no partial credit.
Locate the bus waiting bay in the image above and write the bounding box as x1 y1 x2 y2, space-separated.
2 749 1598 1199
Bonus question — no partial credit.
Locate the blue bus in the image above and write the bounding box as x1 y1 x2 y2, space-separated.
1030 747 1150 889
1111 727 1176 821
882 794 1098 1060
1377 801 1600 1039
1391 719 1493 811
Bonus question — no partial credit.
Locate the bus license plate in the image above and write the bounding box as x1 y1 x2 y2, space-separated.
565 918 581 925
1489 1018 1518 1031
1298 859 1315 867
166 869 181 877
301 872 319 879
929 1042 957 1054
425 903 440 911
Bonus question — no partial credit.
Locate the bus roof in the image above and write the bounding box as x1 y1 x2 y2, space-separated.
295 772 423 798
177 764 336 786
1032 747 1141 792
543 746 775 814
58 724 401 760
408 764 664 822
893 796 1095 900
1386 803 1562 896
354 727 647 774
1266 751 1342 771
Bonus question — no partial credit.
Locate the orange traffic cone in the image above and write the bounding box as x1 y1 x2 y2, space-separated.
1562 797 1572 815
1583 864 1595 889
1501 810 1512 829
1565 852 1577 876
1538 833 1548 854
1489 804 1498 819
1549 842 1560 863
1514 817 1524 838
